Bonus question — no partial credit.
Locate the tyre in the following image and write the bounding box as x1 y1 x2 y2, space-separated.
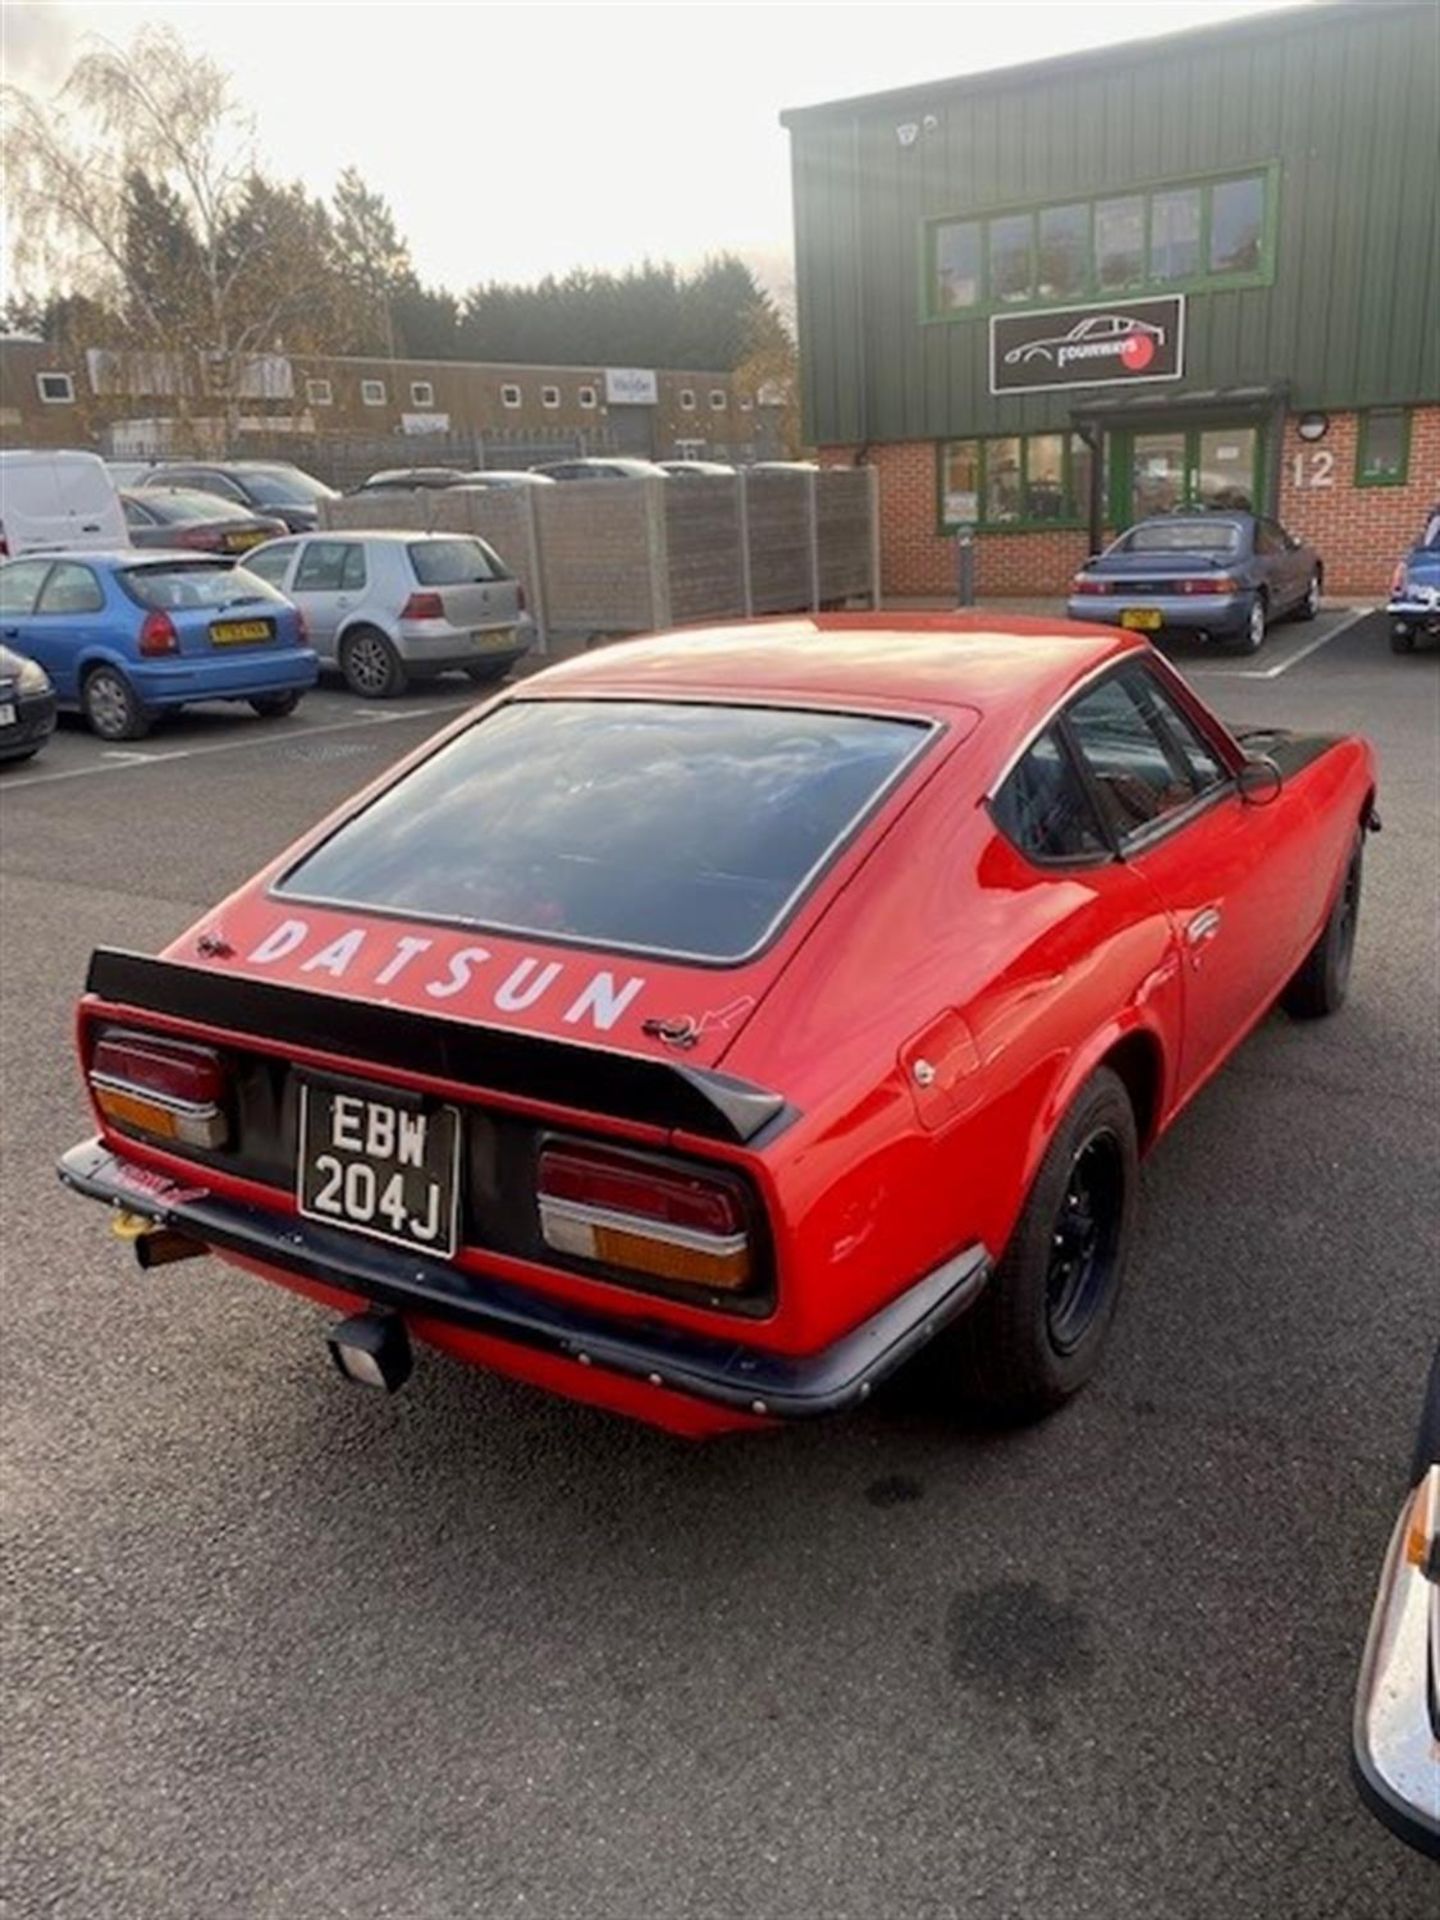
1282 827 1363 1020
1297 571 1321 621
934 1066 1139 1421
1231 592 1267 654
249 689 303 718
81 665 151 741
1390 624 1416 654
464 659 512 687
340 627 407 698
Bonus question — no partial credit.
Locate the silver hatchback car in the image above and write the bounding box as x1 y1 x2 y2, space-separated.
244 532 533 697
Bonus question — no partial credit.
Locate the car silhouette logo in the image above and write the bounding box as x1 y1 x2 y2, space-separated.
1004 314 1167 369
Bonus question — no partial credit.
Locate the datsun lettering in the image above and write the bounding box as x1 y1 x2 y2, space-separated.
59 615 1378 1437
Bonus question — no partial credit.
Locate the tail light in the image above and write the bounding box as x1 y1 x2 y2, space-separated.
138 610 179 656
1391 562 1408 595
1071 576 1108 595
89 1029 228 1147
295 606 309 645
0 532 9 557
1178 575 1240 595
175 525 217 549
402 591 445 621
537 1142 753 1293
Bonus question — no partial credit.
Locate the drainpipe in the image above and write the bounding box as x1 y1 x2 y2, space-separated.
1078 420 1104 556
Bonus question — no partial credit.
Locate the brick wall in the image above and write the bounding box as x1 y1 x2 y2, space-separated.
826 406 1438 601
1276 407 1437 596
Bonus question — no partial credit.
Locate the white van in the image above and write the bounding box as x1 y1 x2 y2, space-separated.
0 450 130 556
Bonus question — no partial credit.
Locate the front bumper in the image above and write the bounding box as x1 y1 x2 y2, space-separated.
58 1137 989 1422
1065 594 1250 635
1388 598 1440 632
0 688 58 759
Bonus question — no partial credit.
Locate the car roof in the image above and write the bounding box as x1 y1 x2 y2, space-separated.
4 549 240 569
526 613 1144 726
1129 510 1253 527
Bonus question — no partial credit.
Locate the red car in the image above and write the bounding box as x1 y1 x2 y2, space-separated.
58 616 1376 1437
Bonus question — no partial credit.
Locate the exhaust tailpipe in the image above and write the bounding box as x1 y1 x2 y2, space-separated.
134 1227 208 1270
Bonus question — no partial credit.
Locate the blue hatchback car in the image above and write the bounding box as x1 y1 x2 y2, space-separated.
1387 505 1440 653
0 550 318 740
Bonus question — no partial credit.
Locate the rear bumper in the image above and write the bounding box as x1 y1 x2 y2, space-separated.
394 619 534 669
58 1135 989 1425
1065 594 1250 634
130 648 319 706
0 689 58 758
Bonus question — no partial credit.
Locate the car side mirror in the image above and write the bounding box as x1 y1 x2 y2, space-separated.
1238 755 1283 806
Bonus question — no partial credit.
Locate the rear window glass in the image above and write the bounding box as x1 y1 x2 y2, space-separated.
275 700 933 962
1122 520 1242 554
245 467 336 505
408 538 507 585
121 563 287 611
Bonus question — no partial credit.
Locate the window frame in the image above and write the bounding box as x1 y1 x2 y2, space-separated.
1355 407 1411 488
360 379 388 408
678 389 697 412
577 385 597 410
36 371 76 404
708 389 728 412
936 432 1095 534
989 722 1116 870
306 378 333 407
409 380 435 408
500 383 522 409
921 163 1279 323
540 384 561 410
292 540 352 593
35 560 105 616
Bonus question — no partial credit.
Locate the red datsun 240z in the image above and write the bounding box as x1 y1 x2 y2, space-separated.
60 616 1376 1436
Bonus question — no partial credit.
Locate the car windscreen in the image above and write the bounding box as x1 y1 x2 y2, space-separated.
1121 521 1242 554
245 467 337 506
120 564 288 610
408 538 508 585
274 699 934 963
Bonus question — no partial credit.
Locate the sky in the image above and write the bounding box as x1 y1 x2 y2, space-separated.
4 0 1314 302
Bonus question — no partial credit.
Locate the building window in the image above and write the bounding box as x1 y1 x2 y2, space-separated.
577 385 597 409
739 395 754 412
36 372 75 404
541 385 561 409
938 432 1095 531
500 383 522 409
361 379 387 406
709 389 727 411
306 378 333 406
679 389 697 411
1356 408 1410 487
410 380 434 407
924 169 1274 319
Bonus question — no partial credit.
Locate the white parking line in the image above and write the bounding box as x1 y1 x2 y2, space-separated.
3 704 458 790
1190 607 1374 681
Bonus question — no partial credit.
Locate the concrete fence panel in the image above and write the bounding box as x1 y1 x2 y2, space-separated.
746 472 815 614
664 478 747 626
816 469 877 605
532 479 663 636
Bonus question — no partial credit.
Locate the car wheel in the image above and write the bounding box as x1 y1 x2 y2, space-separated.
464 660 512 687
1233 592 1267 654
81 665 151 741
1298 571 1321 621
935 1065 1139 1421
340 626 407 699
1282 827 1364 1020
249 690 303 718
1390 624 1416 654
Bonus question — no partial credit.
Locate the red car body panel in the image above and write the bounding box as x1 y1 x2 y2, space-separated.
61 615 1376 1435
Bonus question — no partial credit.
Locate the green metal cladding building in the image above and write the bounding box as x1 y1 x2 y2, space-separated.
782 0 1439 597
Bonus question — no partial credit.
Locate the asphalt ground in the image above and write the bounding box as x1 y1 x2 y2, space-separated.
1 610 1436 1920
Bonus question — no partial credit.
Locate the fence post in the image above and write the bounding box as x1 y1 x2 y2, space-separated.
520 486 549 654
644 478 672 633
866 463 882 608
807 469 821 612
737 470 754 617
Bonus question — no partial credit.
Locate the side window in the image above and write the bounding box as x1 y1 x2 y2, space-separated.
122 497 156 526
340 544 368 591
37 561 105 615
188 471 244 502
244 542 297 588
293 541 348 592
1066 666 1223 840
993 726 1110 863
0 560 54 616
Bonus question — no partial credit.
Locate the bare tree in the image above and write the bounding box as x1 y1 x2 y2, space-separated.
2 25 357 444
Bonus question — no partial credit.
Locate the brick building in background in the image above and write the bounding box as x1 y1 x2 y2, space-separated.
783 0 1437 597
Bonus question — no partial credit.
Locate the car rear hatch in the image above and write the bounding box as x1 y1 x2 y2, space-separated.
1085 554 1240 595
406 537 520 632
120 560 289 655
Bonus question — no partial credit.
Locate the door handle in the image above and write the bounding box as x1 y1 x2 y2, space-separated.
1185 907 1223 947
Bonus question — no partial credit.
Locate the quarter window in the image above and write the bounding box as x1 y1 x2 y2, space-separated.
1066 666 1225 841
37 561 104 615
340 544 368 591
993 727 1109 863
1356 408 1409 486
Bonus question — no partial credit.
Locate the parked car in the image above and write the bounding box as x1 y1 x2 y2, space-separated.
243 531 532 698
121 489 287 554
0 450 129 556
1068 511 1323 653
57 615 1375 1439
658 460 738 479
0 643 57 763
0 551 317 740
531 457 670 482
1386 507 1440 653
749 461 820 473
354 467 474 493
1352 1342 1440 1859
138 461 338 532
448 471 557 491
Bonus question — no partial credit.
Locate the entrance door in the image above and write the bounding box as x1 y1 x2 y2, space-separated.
1119 425 1259 522
1195 429 1257 510
1132 432 1187 517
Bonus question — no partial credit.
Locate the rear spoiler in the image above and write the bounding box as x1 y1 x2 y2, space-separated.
83 948 790 1147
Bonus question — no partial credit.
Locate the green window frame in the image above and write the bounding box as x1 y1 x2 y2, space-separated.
921 164 1279 321
1355 408 1411 488
936 433 1096 534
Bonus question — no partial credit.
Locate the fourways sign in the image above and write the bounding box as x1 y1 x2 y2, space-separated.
989 296 1185 395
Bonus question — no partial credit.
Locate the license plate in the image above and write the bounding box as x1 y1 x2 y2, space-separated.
297 1080 461 1258
211 619 272 644
0 702 15 727
471 627 514 650
225 530 263 551
1120 608 1163 631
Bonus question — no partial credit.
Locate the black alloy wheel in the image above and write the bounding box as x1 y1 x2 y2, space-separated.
1044 1130 1126 1355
